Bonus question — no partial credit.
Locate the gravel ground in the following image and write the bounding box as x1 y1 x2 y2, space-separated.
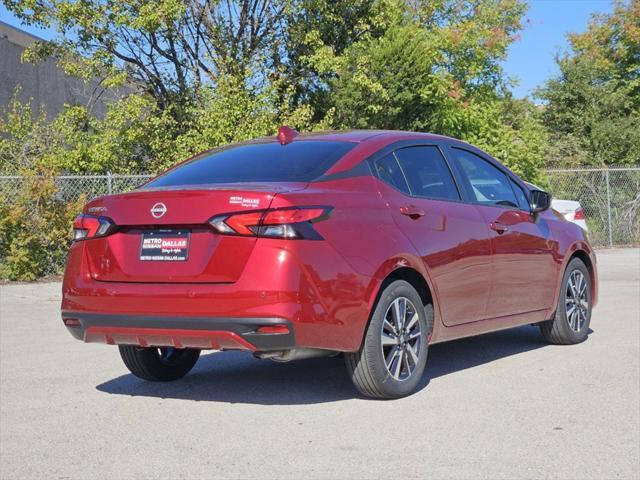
1 248 639 479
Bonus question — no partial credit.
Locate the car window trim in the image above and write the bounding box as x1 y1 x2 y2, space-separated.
392 152 413 194
508 177 532 213
372 152 412 195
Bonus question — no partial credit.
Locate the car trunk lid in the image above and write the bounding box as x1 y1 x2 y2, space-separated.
82 183 306 283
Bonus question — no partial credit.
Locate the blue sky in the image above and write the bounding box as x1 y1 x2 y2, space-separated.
0 0 614 99
505 0 613 98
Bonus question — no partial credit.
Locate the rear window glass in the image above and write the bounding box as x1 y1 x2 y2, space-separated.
145 141 356 187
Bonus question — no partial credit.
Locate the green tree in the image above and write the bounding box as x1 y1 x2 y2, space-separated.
2 0 557 280
3 0 546 183
4 1 386 122
310 0 546 183
537 0 640 167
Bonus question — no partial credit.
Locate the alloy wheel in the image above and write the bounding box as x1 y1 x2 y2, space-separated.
381 297 422 381
565 269 589 332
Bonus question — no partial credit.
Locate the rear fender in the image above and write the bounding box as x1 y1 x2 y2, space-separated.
362 253 443 347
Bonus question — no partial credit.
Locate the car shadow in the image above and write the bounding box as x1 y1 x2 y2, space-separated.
95 325 590 405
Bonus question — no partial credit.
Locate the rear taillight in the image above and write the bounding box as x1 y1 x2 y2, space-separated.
209 207 331 240
72 214 116 241
573 208 585 220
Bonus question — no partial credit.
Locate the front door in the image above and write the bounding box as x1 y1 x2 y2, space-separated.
373 145 493 326
449 147 558 318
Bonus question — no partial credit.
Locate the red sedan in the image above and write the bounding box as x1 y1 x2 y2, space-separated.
62 127 597 399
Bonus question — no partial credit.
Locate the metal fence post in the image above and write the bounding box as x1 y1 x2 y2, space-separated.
107 171 112 195
605 169 613 247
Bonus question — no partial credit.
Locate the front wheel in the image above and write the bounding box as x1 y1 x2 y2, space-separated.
540 258 592 345
118 346 200 381
345 280 431 399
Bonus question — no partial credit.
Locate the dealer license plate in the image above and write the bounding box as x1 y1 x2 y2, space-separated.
140 230 190 261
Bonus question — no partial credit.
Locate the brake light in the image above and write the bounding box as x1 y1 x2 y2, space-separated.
209 207 331 240
573 208 585 220
262 208 326 224
72 214 116 241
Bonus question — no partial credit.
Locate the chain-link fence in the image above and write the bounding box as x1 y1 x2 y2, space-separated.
0 173 152 202
545 167 640 247
1 167 639 247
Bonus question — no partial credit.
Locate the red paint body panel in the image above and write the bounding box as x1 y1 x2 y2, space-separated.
473 205 558 318
376 181 493 325
61 130 598 352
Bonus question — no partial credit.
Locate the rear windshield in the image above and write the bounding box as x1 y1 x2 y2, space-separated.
145 141 355 187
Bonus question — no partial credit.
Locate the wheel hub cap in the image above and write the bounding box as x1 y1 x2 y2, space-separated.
565 270 589 332
381 297 422 381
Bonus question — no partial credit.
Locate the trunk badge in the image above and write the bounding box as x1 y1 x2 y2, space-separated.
150 203 167 219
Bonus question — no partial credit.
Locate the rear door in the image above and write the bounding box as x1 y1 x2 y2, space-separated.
373 144 493 325
447 146 558 317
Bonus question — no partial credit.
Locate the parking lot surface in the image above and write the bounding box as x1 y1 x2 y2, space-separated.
1 248 639 479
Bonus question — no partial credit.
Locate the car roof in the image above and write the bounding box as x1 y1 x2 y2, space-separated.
307 130 462 175
293 129 456 143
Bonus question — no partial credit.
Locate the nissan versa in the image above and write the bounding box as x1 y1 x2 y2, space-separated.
62 127 597 399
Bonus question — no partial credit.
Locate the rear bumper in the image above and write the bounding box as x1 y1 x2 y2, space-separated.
62 312 295 351
62 238 373 352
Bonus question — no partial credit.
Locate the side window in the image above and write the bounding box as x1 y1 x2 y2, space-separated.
452 149 519 208
374 153 410 195
510 179 530 211
393 146 460 201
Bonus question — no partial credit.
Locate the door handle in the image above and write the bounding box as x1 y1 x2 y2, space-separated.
400 205 425 220
489 222 509 234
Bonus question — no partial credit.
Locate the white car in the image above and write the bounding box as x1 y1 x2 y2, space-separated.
525 182 588 231
551 199 588 231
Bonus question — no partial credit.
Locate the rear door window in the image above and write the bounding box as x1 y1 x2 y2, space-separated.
145 141 356 187
394 146 460 201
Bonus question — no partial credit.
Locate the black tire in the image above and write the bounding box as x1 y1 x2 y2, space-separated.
118 346 200 381
540 258 592 345
345 280 431 399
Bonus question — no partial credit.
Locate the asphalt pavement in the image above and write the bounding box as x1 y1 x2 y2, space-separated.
1 248 638 479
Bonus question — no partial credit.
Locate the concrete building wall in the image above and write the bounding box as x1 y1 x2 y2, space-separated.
0 21 125 119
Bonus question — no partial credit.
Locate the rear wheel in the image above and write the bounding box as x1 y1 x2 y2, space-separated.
540 258 592 345
345 280 431 399
118 346 200 381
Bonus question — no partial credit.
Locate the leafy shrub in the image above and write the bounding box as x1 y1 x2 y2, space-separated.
0 172 84 281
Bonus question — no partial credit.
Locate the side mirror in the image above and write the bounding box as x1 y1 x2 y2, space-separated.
530 190 551 213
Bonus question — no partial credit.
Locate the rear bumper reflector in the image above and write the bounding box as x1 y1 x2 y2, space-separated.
255 325 290 334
